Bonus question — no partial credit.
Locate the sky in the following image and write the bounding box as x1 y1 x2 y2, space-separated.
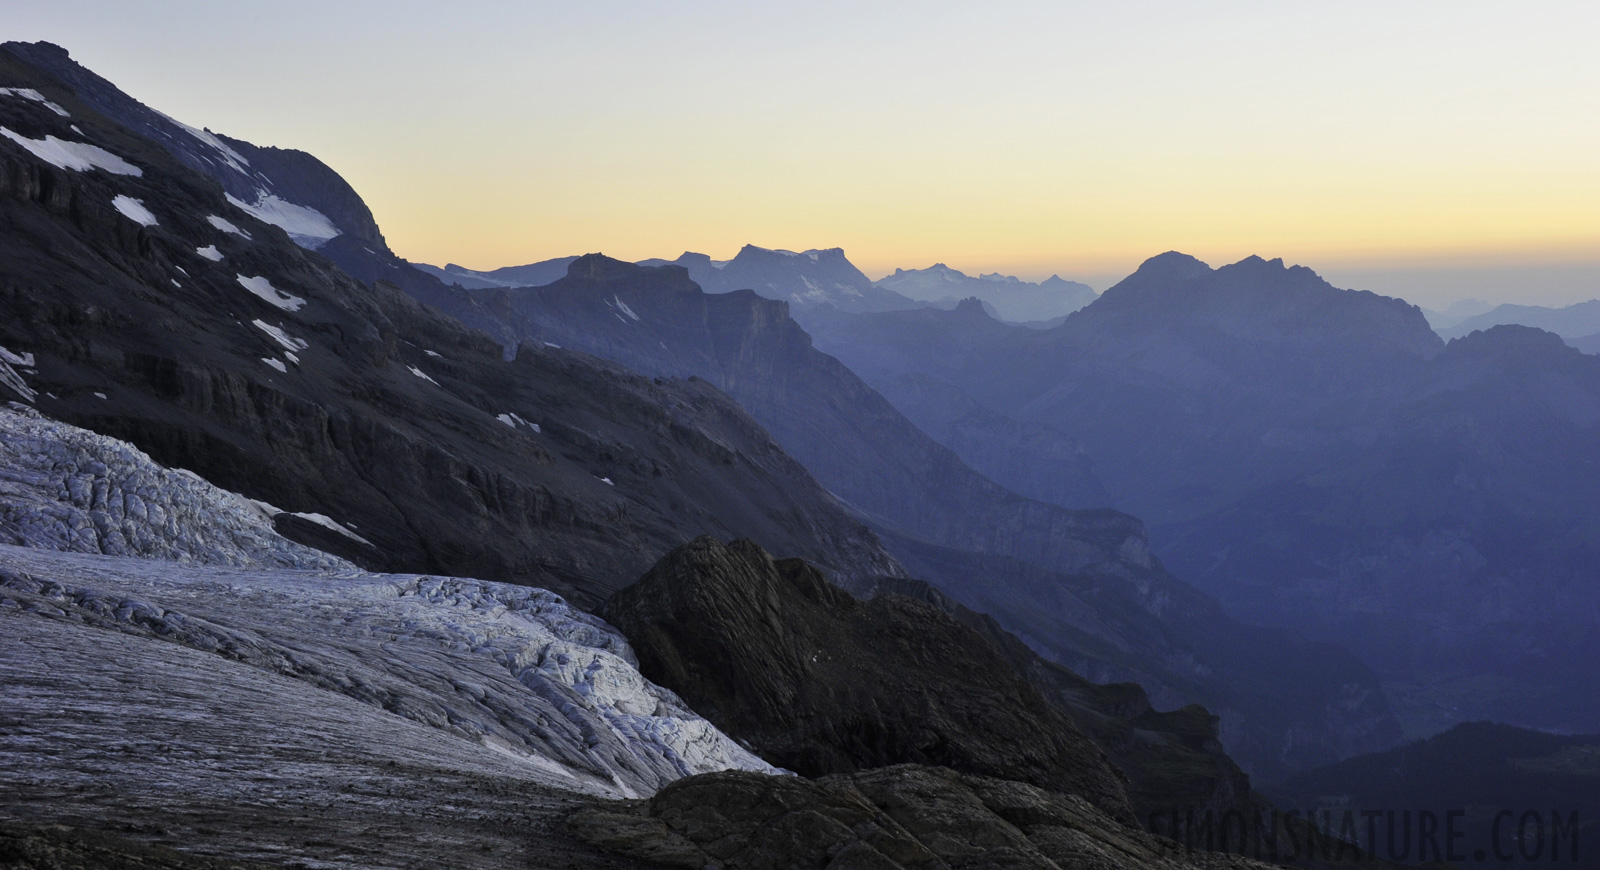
8 1 1599 306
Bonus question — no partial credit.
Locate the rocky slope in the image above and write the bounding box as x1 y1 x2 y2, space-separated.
569 765 1280 870
0 46 901 606
600 536 1135 822
603 537 1273 831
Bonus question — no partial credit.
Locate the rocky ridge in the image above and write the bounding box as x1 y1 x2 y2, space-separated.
569 765 1278 870
601 536 1135 822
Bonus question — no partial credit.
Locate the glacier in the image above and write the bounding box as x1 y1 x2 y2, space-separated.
0 404 777 864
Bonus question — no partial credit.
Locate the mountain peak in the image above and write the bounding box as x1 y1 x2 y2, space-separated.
1132 251 1212 282
954 296 992 317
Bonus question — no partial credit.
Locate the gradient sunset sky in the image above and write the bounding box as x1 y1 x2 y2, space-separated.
10 1 1598 305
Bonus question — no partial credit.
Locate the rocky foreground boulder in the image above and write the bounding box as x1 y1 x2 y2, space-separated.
568 765 1274 870
601 537 1134 821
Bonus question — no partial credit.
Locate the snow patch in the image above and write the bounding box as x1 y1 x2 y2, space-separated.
598 476 614 486
0 87 70 117
496 412 539 432
225 192 341 249
93 392 107 400
286 512 373 547
607 296 641 322
252 319 309 353
195 245 223 262
1 127 141 176
261 357 287 373
236 275 305 312
163 115 251 174
424 349 442 358
407 365 438 385
0 344 36 403
111 195 158 227
208 215 251 239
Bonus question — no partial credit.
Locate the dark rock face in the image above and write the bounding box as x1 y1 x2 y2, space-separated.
601 537 1134 822
0 820 264 870
0 48 901 605
568 766 1278 870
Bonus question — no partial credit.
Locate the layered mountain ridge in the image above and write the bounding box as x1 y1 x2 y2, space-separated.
876 262 1099 323
802 250 1600 739
403 252 1401 779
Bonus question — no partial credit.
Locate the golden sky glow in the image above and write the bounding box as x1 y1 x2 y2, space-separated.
11 1 1600 304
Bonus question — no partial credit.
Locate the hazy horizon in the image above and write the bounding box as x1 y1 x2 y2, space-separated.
9 0 1598 308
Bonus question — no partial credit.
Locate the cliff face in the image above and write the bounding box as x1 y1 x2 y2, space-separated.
601 536 1136 823
0 48 902 604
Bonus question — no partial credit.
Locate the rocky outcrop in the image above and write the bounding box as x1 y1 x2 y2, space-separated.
601 537 1135 821
568 765 1277 870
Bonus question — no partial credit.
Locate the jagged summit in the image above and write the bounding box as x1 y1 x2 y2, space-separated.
632 243 921 312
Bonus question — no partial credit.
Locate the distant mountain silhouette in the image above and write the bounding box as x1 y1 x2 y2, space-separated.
875 263 1098 322
1438 298 1600 346
398 253 1404 779
414 257 578 290
803 252 1600 739
641 245 925 312
1270 721 1600 867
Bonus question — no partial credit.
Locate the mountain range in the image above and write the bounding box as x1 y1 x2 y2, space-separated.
2 36 1588 870
1436 298 1600 351
800 251 1600 740
875 263 1098 323
426 249 1099 326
